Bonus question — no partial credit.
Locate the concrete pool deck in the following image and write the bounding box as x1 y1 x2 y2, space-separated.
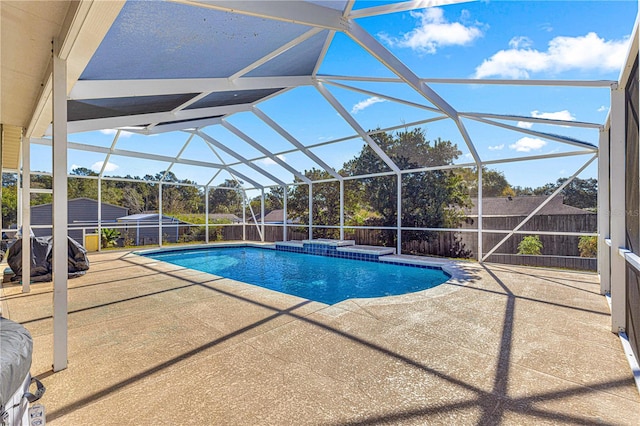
1 248 638 425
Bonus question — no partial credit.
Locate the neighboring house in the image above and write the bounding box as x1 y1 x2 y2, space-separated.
30 198 129 242
117 213 191 245
251 209 299 224
458 195 596 261
208 213 242 223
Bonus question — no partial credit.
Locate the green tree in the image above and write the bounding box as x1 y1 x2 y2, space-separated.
457 167 514 198
534 177 597 210
209 180 243 215
342 129 471 253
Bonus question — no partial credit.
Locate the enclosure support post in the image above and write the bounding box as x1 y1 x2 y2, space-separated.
308 183 313 240
598 128 611 295
396 173 401 255
477 166 483 262
97 177 102 252
339 180 344 241
242 192 246 241
261 188 265 242
205 186 209 244
283 185 288 241
158 183 163 247
609 86 626 333
52 38 68 371
21 137 31 293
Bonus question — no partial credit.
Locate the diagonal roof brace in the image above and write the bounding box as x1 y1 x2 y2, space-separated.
252 106 343 180
220 120 312 184
193 129 286 186
345 20 458 120
315 81 400 174
174 0 349 31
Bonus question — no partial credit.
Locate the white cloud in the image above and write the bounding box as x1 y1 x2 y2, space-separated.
474 32 630 78
351 97 386 114
257 155 286 166
597 105 609 112
509 137 547 152
379 8 483 54
100 129 134 138
509 36 532 49
488 144 504 151
531 110 576 121
91 161 119 172
517 121 533 129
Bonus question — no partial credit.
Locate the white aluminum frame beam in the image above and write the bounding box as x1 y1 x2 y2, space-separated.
345 21 481 164
59 104 253 135
21 137 31 293
598 127 611 295
221 120 311 183
195 130 286 186
318 74 615 88
460 112 602 130
70 76 313 100
52 38 69 372
176 0 349 31
321 79 443 114
252 107 342 180
482 154 597 261
609 86 626 333
31 138 223 170
161 133 195 181
26 1 126 138
465 115 599 151
349 0 473 19
230 28 324 80
315 82 400 173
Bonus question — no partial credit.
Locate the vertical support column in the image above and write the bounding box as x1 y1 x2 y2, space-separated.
205 186 209 244
598 129 611 294
283 185 288 241
242 192 246 241
308 183 313 240
97 177 102 252
477 166 483 262
339 180 344 241
158 183 163 247
610 86 626 333
52 38 68 371
261 188 265 242
396 173 402 255
21 137 31 293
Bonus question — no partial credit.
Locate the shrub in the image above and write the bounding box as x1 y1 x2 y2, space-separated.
100 228 121 248
517 235 543 255
578 235 598 258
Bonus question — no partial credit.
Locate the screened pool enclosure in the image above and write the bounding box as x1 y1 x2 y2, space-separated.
0 0 638 372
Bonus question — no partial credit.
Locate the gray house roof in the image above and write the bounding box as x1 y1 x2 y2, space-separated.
117 213 190 224
466 196 593 217
252 209 299 224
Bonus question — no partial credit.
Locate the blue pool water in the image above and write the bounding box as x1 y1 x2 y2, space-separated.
142 246 450 305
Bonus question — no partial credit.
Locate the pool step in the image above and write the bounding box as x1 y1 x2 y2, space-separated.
337 245 395 256
275 241 304 249
275 240 395 261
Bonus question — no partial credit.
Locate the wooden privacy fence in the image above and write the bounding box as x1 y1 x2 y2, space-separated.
213 213 598 271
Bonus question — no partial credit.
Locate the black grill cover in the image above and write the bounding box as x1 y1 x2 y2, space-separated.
7 236 90 282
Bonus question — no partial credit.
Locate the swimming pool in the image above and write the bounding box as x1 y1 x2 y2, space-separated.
142 246 451 305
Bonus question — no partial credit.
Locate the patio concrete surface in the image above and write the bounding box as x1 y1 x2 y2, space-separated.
1 248 638 425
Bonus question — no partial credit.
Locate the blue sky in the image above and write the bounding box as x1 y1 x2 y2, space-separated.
33 0 638 192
